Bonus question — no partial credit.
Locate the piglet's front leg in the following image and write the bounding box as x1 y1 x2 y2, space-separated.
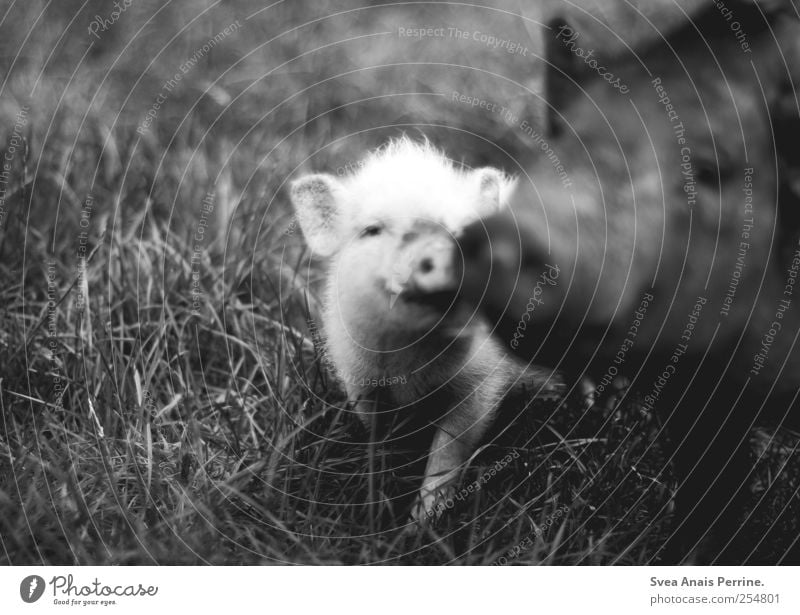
411 401 495 525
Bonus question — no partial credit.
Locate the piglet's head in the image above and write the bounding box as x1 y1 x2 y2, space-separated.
289 139 510 341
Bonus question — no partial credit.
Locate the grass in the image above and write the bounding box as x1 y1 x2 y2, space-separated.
0 0 797 565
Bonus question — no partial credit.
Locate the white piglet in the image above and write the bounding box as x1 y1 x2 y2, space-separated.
290 138 554 523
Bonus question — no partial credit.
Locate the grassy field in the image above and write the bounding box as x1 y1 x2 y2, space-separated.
0 0 795 565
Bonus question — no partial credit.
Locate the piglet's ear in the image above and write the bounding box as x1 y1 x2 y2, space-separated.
473 167 509 216
289 174 345 257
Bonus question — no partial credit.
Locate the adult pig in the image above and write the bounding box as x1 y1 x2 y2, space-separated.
455 1 800 563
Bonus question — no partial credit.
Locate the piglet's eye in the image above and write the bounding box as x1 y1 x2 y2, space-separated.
360 224 383 238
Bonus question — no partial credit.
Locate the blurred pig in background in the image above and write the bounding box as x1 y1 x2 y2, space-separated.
456 1 800 562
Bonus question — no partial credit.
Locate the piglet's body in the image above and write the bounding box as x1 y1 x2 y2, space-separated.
290 138 554 522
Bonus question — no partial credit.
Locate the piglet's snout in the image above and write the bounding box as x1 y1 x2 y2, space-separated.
402 236 459 299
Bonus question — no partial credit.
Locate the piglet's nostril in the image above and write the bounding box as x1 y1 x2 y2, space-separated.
419 257 435 274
